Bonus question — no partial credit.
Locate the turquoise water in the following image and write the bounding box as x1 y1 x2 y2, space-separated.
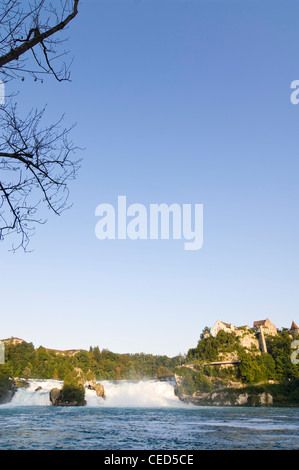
0 379 298 450
0 406 298 450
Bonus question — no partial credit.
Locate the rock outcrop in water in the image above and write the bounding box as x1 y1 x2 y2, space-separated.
49 368 105 406
49 384 86 406
49 388 86 406
88 382 105 398
0 378 16 404
0 377 31 405
49 388 62 405
86 369 105 399
49 367 87 406
14 378 30 388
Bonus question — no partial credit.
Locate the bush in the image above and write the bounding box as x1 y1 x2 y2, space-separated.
61 382 85 404
174 367 213 395
194 373 213 393
157 366 171 377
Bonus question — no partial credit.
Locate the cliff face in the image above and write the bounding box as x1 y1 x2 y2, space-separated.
174 370 274 406
235 330 260 352
176 386 274 407
175 326 299 407
174 372 299 407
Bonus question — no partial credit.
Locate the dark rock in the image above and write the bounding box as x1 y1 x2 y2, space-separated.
0 379 16 404
49 385 86 406
49 387 62 405
14 378 29 388
87 379 105 399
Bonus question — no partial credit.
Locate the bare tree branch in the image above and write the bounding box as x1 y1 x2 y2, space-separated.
0 1 81 250
0 105 81 250
0 0 79 82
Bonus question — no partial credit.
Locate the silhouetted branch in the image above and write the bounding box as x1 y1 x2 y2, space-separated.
0 1 81 250
0 105 81 250
0 0 79 82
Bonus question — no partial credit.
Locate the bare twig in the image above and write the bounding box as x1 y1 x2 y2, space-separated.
0 1 81 250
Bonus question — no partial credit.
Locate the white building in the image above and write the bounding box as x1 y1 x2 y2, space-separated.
212 320 235 337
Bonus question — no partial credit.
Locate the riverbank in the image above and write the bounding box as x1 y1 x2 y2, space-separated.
175 379 299 407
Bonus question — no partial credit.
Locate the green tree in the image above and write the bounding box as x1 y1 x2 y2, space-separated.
267 331 299 380
157 366 171 378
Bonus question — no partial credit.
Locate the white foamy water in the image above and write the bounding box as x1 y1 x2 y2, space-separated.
9 379 62 406
91 380 182 408
6 379 183 408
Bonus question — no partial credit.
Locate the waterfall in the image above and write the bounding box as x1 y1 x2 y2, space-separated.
5 379 184 408
8 379 62 406
86 380 182 407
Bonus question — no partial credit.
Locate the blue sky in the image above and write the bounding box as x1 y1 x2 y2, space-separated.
1 0 299 356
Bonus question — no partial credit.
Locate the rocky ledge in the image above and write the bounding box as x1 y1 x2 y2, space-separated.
177 388 273 407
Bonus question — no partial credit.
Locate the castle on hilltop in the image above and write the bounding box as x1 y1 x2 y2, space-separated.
212 318 298 353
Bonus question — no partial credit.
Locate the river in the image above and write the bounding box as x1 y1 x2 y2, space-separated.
0 379 298 450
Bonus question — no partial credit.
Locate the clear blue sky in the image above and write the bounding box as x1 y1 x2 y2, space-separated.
1 0 299 356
